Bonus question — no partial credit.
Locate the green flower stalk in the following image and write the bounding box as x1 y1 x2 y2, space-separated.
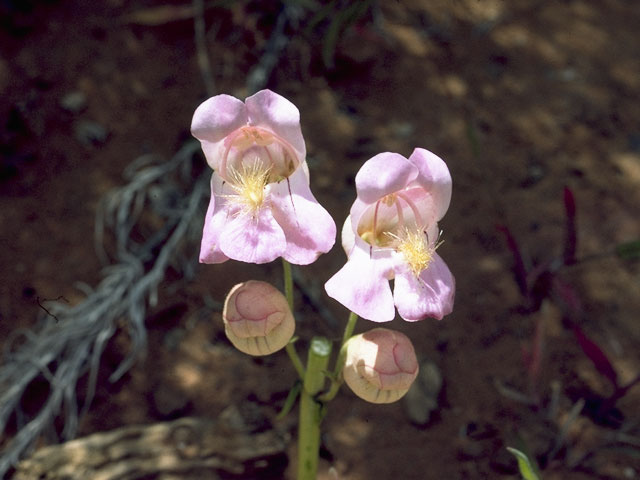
297 337 331 480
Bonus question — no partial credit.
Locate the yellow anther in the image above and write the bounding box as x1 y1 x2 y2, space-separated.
395 229 433 276
247 128 274 146
381 193 397 207
227 160 271 215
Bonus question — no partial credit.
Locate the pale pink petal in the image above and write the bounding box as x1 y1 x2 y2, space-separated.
425 222 440 247
219 208 286 264
245 90 306 163
393 254 455 321
191 94 248 142
348 198 369 237
199 173 229 264
396 186 438 229
270 167 336 265
191 95 249 170
408 148 452 221
355 152 418 204
325 246 395 322
341 215 356 257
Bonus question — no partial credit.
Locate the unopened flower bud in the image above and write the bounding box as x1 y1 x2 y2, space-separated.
222 280 295 356
343 328 419 404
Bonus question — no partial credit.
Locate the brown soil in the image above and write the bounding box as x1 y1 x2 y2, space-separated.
1 0 639 479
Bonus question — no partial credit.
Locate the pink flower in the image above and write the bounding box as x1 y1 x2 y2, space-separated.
325 149 455 322
192 90 336 265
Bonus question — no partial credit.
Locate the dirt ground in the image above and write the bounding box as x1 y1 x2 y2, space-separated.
1 0 640 479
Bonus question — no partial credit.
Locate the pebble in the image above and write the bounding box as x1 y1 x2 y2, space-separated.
60 91 87 113
403 359 443 426
74 120 108 145
390 120 415 139
152 382 189 418
0 55 9 94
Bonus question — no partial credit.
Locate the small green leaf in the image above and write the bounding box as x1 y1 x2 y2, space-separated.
466 121 481 158
321 9 344 68
305 0 336 34
615 240 640 259
321 0 372 68
506 447 541 480
276 381 302 419
284 0 320 9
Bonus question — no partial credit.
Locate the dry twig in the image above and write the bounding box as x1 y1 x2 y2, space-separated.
193 0 215 97
0 142 208 477
13 405 288 480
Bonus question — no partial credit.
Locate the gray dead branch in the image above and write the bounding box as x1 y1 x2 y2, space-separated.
0 4 295 474
0 141 209 478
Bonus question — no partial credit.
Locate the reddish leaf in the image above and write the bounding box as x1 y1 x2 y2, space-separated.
529 318 544 382
528 269 553 313
563 186 576 217
122 5 196 26
496 224 528 296
571 322 618 387
552 277 583 316
563 187 577 265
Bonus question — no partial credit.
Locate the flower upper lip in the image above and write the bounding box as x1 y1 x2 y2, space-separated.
220 126 300 184
191 90 307 175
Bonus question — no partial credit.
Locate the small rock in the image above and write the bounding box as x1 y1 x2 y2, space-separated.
390 121 415 139
456 422 501 464
557 67 578 82
219 401 270 434
387 23 430 57
163 327 186 351
404 359 443 425
74 120 108 145
0 55 10 94
152 382 189 418
520 161 546 188
457 436 485 460
60 91 87 113
629 133 640 153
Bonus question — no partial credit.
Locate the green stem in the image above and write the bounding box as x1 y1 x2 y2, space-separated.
286 342 305 380
319 311 358 402
282 258 304 379
298 337 332 480
282 258 294 311
341 311 358 346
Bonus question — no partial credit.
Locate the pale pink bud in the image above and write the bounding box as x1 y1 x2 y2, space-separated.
222 280 295 356
343 328 419 404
